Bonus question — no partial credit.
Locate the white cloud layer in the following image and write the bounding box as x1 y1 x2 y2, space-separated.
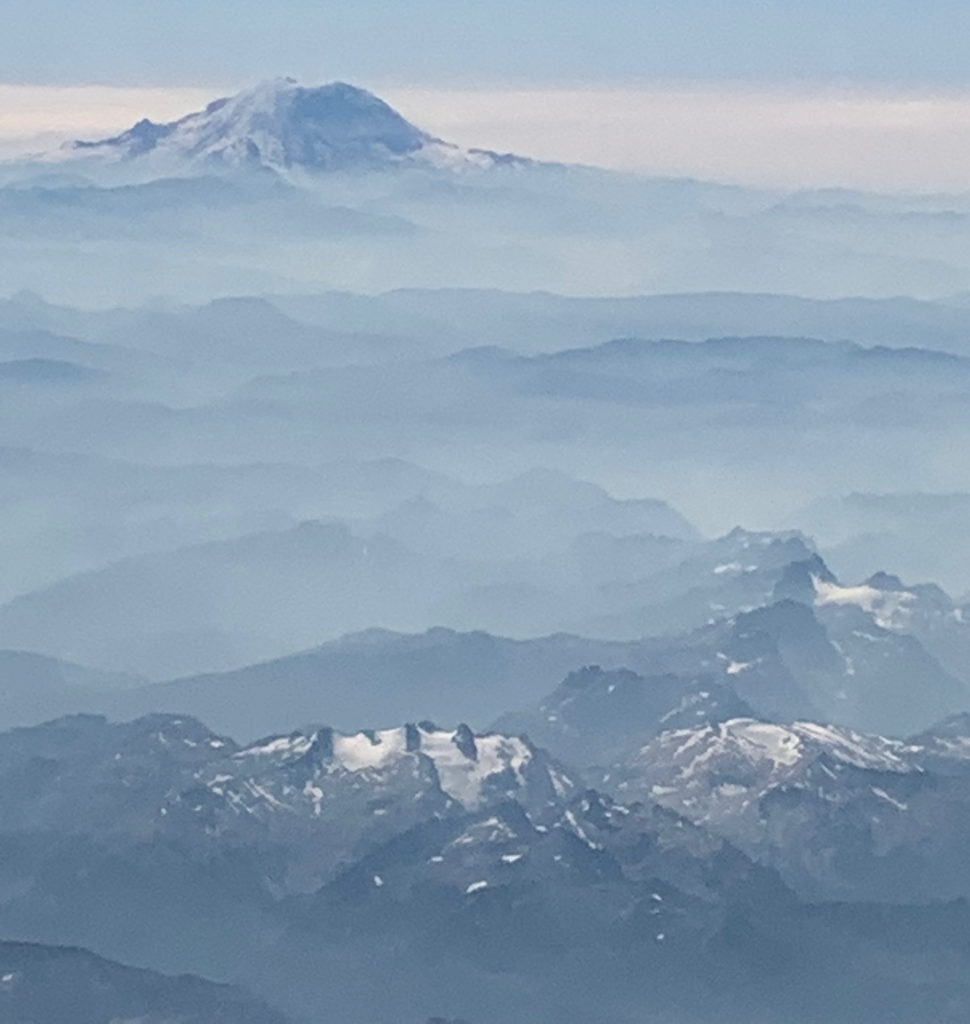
3 81 970 192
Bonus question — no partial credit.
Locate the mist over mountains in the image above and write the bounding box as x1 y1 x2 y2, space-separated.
2 76 969 1024
3 79 970 303
4 286 969 628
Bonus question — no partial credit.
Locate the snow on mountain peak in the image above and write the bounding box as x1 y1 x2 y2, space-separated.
56 78 507 176
326 723 534 808
812 574 916 630
234 721 543 811
631 716 914 791
595 716 922 849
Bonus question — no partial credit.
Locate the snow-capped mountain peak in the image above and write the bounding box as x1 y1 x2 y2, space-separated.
628 717 915 789
592 715 923 852
233 721 544 811
52 78 511 176
812 574 917 630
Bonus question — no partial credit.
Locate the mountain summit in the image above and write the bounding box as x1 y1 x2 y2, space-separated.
63 78 510 175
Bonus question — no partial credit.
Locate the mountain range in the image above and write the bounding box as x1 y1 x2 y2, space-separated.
3 704 969 1022
3 534 966 737
3 520 966 1022
4 305 968 681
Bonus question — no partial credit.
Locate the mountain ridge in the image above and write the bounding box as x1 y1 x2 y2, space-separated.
0 940 289 1024
4 709 970 1021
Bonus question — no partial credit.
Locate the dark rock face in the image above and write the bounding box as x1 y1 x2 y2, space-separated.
495 664 754 765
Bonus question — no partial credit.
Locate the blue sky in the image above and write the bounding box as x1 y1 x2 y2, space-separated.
2 0 968 86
